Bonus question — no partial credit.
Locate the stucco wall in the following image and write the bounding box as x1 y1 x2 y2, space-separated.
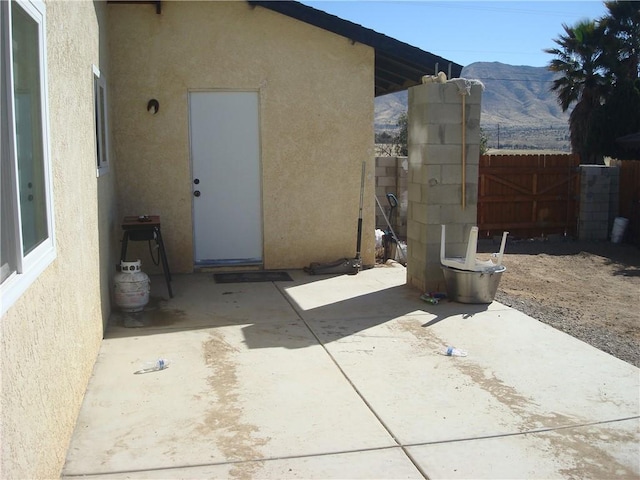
0 2 117 478
107 1 375 272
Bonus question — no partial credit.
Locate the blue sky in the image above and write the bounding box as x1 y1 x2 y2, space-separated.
300 1 610 67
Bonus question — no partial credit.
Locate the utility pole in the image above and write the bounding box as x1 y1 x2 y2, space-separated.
497 124 500 149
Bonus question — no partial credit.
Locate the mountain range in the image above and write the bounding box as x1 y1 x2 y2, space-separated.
375 62 571 151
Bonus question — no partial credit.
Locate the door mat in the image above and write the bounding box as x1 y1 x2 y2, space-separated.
213 271 293 283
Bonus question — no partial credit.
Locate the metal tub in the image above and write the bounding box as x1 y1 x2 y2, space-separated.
441 265 506 304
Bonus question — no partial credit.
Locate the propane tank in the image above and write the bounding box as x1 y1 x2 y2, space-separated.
114 260 150 312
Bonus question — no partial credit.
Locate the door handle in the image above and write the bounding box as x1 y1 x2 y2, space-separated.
194 190 201 197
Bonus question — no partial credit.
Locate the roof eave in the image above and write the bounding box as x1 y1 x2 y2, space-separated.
248 1 463 97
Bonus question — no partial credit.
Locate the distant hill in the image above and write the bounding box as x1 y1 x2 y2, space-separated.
374 62 571 151
462 62 570 128
374 90 407 131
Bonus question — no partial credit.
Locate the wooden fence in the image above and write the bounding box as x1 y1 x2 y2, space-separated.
478 153 581 238
611 159 640 245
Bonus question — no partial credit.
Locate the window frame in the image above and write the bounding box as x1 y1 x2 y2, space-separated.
93 64 109 177
1 0 56 316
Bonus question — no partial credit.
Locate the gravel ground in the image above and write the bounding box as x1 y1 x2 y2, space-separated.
477 239 640 368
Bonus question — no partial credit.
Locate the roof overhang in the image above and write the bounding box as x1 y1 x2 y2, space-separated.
616 132 640 150
107 0 162 14
248 1 463 97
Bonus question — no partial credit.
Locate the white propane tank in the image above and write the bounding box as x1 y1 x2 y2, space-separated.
114 260 150 312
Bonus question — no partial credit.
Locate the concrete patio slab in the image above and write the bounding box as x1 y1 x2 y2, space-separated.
63 319 396 476
407 418 640 479
70 448 424 479
109 273 300 331
281 265 433 321
63 266 639 479
305 305 639 445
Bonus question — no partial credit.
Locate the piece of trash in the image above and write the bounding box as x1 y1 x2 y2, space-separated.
440 346 467 357
420 294 438 304
420 292 446 304
134 358 170 374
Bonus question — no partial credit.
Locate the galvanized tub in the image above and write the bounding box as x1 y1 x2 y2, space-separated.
441 265 506 304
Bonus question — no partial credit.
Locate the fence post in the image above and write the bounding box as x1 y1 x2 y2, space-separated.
578 165 618 240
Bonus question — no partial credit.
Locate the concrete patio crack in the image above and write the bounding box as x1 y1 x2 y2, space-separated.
274 282 432 480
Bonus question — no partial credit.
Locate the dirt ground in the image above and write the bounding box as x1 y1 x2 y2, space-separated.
478 239 640 367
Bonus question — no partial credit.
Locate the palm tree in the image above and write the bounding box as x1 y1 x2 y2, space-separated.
545 20 609 164
601 1 640 82
587 1 640 160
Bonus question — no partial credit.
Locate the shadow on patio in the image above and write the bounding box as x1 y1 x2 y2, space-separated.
106 265 490 351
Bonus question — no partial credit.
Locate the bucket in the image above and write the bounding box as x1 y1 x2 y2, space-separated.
611 217 629 244
382 233 397 262
441 265 506 304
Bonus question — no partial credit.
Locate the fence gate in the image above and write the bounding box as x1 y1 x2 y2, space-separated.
478 154 581 239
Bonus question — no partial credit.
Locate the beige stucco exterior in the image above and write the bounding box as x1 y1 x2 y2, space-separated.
2 2 379 477
0 2 118 478
108 1 376 272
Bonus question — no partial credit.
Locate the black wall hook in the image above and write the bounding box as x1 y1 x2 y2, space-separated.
147 99 159 114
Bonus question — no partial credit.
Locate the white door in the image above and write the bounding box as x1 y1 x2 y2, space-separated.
189 91 262 265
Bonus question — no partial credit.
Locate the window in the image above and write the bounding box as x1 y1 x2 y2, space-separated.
1 0 55 315
93 65 109 176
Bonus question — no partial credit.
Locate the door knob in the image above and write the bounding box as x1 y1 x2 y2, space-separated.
194 190 201 197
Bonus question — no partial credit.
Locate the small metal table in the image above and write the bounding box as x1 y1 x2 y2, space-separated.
120 215 173 298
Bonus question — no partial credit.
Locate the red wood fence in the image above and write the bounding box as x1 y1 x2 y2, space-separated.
611 159 640 245
478 153 581 239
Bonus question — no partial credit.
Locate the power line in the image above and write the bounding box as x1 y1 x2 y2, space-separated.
417 2 602 18
472 78 556 83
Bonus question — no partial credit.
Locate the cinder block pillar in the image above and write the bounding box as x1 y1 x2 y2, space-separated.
608 166 620 233
406 81 483 292
579 165 619 240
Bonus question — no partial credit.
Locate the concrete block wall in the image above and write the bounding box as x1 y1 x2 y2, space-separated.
608 166 620 234
406 81 483 292
578 165 620 240
375 156 408 238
